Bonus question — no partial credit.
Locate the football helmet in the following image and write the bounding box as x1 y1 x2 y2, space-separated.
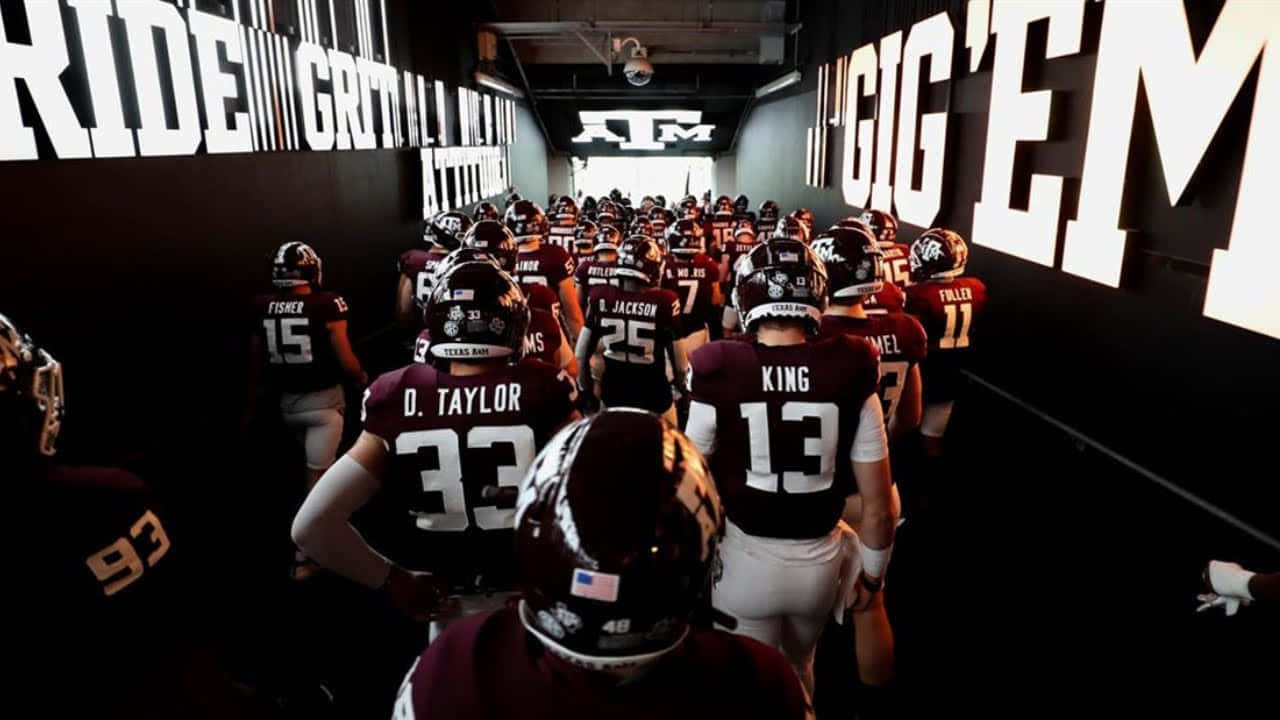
909 228 969 282
832 216 872 233
733 194 750 214
732 238 829 332
654 194 667 209
609 188 624 203
575 218 599 254
615 236 666 286
594 224 623 253
555 195 578 216
679 196 701 220
0 313 64 457
461 220 519 272
473 201 502 222
790 208 814 232
504 191 523 209
810 226 884 300
859 209 899 248
595 209 619 230
630 217 654 239
667 218 706 257
504 200 550 244
515 409 724 671
758 200 780 222
425 211 474 251
581 196 598 216
772 216 810 244
432 247 501 282
713 195 734 216
733 223 757 245
640 196 655 212
272 241 323 288
424 262 529 361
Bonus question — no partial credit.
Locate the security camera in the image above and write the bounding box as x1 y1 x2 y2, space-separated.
624 56 654 86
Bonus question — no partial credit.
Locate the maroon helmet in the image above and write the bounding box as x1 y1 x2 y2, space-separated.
758 200 780 222
594 224 623 253
515 410 724 671
679 196 701 220
424 261 529 361
859 209 899 248
614 236 666 286
0 313 65 457
575 218 599 253
630 217 655 239
909 228 969 282
272 241 323 288
789 208 814 232
461 220 518 272
772 215 811 244
810 226 884 301
732 238 829 332
504 200 550 244
666 218 706 257
713 195 734 216
472 201 502 222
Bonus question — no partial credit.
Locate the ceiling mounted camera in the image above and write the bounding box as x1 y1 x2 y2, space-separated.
615 37 653 87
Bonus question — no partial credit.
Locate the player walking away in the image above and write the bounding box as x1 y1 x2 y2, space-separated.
574 224 623 307
506 200 584 341
575 237 685 424
904 229 988 457
860 209 910 290
548 195 580 254
684 238 898 696
412 249 576 378
733 194 757 226
756 200 781 238
250 243 366 579
814 227 927 442
395 211 473 329
663 219 723 361
292 262 578 631
395 410 812 720
720 222 759 336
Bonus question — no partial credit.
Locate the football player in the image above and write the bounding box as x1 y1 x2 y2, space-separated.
733 194 756 225
773 215 811 245
506 200 584 340
414 249 576 378
251 242 366 491
630 216 655 239
705 195 737 259
756 200 781 238
573 217 599 261
504 191 522 209
581 195 598 221
395 211 474 328
663 219 723 361
396 410 811 719
860 209 910 289
472 201 501 222
649 204 672 239
679 195 701 221
292 262 579 625
654 193 667 210
790 208 815 238
548 195 579 254
904 229 988 456
814 227 927 441
574 237 685 424
9 313 256 716
574 223 622 307
462 220 561 323
720 223 759 335
684 239 897 695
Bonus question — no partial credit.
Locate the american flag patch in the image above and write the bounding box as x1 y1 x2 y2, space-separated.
779 251 800 262
570 568 620 602
451 289 475 300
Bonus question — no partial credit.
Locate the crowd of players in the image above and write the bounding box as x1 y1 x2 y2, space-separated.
9 190 1274 718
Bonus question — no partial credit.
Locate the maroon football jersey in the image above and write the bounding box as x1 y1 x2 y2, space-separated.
755 217 779 238
250 290 350 392
398 248 450 307
574 256 620 291
514 243 576 289
548 213 578 253
585 284 682 413
662 254 721 338
361 360 576 582
819 313 927 422
521 282 561 319
863 281 905 315
703 217 736 260
396 607 809 720
905 277 988 403
688 336 880 539
414 308 564 368
880 243 912 289
722 233 759 287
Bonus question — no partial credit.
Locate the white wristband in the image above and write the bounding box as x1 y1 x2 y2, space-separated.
860 543 893 579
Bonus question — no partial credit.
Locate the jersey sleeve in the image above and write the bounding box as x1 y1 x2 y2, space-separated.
844 334 882 402
361 368 410 440
903 314 928 363
534 362 577 435
687 341 726 402
551 246 575 285
396 250 415 276
320 293 350 323
663 289 682 329
573 259 590 286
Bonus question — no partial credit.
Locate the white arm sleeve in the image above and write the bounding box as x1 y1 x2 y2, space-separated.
291 454 392 589
850 394 889 463
685 400 718 457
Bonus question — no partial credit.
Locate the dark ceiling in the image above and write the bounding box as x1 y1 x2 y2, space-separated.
483 1 801 155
